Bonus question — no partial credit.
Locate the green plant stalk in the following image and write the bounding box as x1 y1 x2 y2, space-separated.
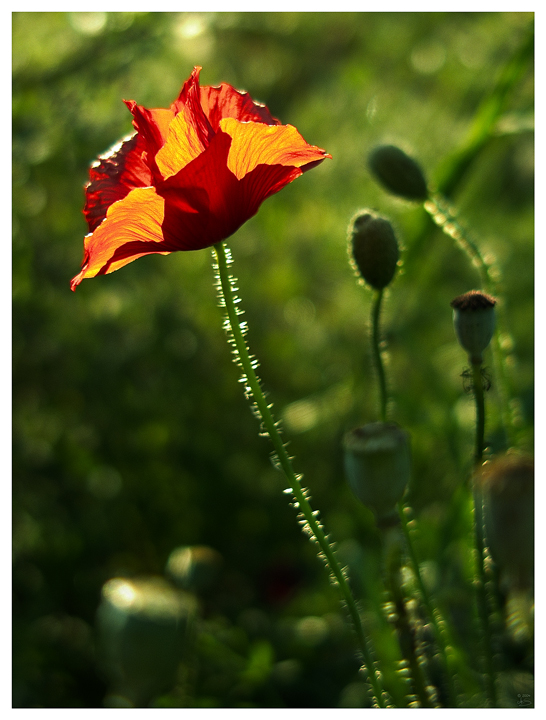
471 361 497 707
369 289 424 705
424 195 494 295
472 362 486 465
212 241 387 707
370 282 432 705
397 503 458 707
371 288 388 423
382 525 435 708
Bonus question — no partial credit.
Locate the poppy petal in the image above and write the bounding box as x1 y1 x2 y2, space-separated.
71 187 172 290
219 118 331 180
236 162 304 210
170 66 215 148
160 131 238 250
200 81 281 129
154 108 208 180
160 128 321 250
84 133 153 232
124 102 176 161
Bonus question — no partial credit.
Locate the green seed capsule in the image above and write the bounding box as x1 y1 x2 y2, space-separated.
348 211 400 290
96 577 197 706
477 454 534 591
451 290 497 365
344 422 411 521
368 145 428 201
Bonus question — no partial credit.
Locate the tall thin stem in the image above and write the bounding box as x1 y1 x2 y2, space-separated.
371 288 388 423
472 362 486 465
212 241 387 707
382 525 435 708
471 361 497 707
397 503 458 707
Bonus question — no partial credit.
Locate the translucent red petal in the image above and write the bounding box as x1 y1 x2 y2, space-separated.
84 133 152 232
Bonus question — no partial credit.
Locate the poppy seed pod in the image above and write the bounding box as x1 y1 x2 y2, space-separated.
348 211 400 290
477 454 534 590
344 422 411 521
451 290 497 364
96 577 197 706
368 145 428 201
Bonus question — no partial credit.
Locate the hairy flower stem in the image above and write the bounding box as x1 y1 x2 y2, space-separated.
212 241 386 707
382 525 434 708
371 288 388 423
397 503 458 707
470 362 497 707
425 196 492 292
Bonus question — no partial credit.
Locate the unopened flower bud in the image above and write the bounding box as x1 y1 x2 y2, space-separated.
344 422 411 521
477 454 534 590
348 211 400 290
451 290 497 365
368 145 428 201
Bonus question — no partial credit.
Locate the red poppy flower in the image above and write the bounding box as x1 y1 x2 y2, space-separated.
71 66 331 291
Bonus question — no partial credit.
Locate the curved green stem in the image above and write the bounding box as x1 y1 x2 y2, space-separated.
371 288 388 423
424 195 494 296
212 241 387 707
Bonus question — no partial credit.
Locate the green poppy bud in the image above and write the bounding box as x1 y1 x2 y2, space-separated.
96 577 197 706
477 454 534 591
368 145 428 201
451 290 497 365
348 210 400 290
344 422 411 522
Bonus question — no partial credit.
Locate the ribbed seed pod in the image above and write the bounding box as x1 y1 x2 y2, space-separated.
477 454 534 590
344 422 411 522
96 577 197 706
451 290 497 364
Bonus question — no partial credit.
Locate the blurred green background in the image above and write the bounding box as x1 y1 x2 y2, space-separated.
12 12 533 708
